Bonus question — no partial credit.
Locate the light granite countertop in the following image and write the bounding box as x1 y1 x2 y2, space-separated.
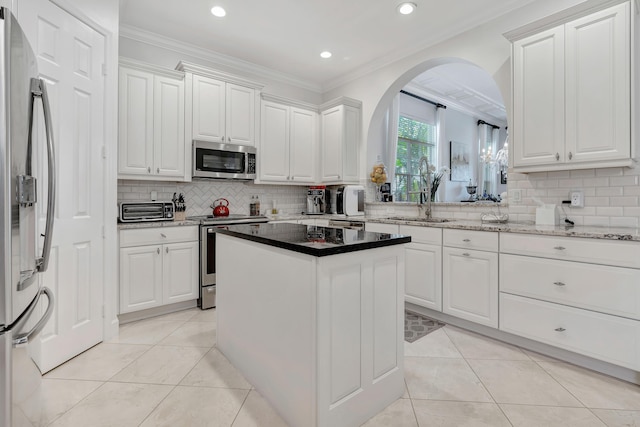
116 215 640 241
366 217 640 242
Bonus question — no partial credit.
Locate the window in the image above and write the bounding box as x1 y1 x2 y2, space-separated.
394 116 436 202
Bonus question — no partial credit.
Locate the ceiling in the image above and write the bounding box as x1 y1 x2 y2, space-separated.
407 63 508 124
119 0 535 91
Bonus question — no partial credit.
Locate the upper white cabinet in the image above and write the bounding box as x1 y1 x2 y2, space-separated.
259 96 317 184
508 1 632 172
178 61 263 148
320 99 361 184
118 58 187 181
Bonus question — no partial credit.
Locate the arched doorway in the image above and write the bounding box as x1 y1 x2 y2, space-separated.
366 57 509 203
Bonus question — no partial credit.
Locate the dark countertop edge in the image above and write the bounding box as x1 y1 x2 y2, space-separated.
216 228 411 257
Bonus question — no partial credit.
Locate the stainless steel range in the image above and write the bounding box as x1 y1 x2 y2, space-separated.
188 214 269 309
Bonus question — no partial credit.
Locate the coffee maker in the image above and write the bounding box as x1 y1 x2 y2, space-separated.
306 186 326 215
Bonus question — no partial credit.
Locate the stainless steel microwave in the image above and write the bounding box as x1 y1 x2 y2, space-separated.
192 140 257 180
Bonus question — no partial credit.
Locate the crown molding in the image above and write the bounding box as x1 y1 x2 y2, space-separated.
119 25 323 94
319 97 363 111
177 61 264 90
261 93 319 112
120 57 185 79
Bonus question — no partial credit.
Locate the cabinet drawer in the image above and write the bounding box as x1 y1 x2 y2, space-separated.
120 226 198 247
500 293 640 370
500 233 640 268
365 223 399 234
399 225 442 245
443 229 498 252
500 254 640 320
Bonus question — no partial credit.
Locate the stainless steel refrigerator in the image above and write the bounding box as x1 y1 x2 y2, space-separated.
0 7 56 427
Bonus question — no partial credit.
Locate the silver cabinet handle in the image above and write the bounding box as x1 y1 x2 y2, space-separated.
568 152 573 160
29 79 56 275
157 167 159 173
157 248 160 254
462 253 470 257
165 247 168 254
161 233 167 238
555 327 566 332
553 246 566 250
554 281 566 287
555 153 560 161
147 166 151 173
462 239 471 242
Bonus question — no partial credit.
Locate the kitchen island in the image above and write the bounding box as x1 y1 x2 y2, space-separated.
216 223 410 427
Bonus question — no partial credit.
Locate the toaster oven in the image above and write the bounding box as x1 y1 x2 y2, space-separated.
119 201 175 222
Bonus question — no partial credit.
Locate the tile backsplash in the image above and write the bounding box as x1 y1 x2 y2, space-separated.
117 180 308 217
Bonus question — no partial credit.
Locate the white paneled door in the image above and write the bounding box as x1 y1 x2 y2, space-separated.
19 0 106 372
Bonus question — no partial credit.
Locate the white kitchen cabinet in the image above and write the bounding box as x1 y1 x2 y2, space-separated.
190 74 256 146
399 225 442 311
500 232 640 370
509 1 632 172
442 230 498 328
119 226 199 314
118 59 186 180
259 97 317 184
320 99 361 184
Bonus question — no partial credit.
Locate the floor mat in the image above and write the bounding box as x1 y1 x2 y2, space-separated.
404 310 446 343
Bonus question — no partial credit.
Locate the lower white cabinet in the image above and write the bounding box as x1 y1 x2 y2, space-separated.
443 230 499 328
400 225 442 311
119 226 198 313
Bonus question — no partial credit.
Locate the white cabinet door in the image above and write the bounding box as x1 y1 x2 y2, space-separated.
289 107 317 183
154 75 185 177
120 245 163 313
118 67 154 175
512 26 565 168
565 2 630 164
226 83 255 146
163 241 199 304
192 75 225 143
342 105 360 183
405 242 442 311
443 247 498 328
320 106 344 182
260 101 290 182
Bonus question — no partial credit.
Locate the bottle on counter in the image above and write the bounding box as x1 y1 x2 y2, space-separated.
254 195 261 215
250 196 257 216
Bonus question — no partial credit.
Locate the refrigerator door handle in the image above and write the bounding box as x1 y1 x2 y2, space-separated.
12 287 54 347
30 78 56 274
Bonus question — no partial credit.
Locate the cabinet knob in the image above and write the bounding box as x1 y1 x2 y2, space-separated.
147 166 151 173
161 233 167 238
553 281 566 287
568 152 573 160
338 175 341 179
462 252 470 257
555 153 560 161
553 246 565 250
462 239 471 242
554 327 566 332
157 167 160 173
166 247 168 254
157 248 160 255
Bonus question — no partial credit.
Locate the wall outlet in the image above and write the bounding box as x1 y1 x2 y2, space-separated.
570 190 584 208
511 189 522 204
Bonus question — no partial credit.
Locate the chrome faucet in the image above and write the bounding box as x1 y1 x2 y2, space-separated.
418 155 432 219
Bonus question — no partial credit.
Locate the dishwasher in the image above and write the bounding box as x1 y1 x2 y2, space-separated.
327 219 365 230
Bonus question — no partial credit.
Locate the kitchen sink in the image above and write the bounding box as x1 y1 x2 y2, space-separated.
387 216 454 223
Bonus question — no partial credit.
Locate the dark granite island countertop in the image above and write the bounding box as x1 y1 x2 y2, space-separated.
215 222 411 257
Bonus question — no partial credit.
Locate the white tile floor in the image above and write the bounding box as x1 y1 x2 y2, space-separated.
38 308 640 426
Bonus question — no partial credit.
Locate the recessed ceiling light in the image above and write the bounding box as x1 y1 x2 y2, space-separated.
320 51 332 59
210 6 226 17
397 2 417 15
